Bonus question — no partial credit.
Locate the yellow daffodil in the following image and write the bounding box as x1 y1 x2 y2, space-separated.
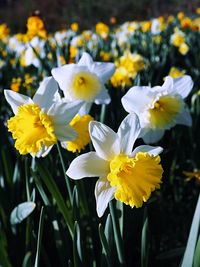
5 77 83 157
67 114 163 216
122 76 193 143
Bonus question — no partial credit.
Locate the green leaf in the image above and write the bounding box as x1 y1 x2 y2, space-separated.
99 224 112 267
181 194 200 267
34 207 45 267
193 234 200 267
10 202 36 225
73 221 83 267
141 216 149 267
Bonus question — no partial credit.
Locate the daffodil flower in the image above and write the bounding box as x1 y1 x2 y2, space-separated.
4 77 83 157
67 114 163 217
121 75 193 143
51 52 115 114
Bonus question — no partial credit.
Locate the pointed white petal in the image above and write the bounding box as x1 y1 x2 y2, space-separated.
92 62 115 83
94 88 111 105
48 100 83 124
131 145 163 157
89 121 120 160
161 76 174 93
77 52 93 66
4 90 33 114
173 75 193 98
34 145 54 158
95 177 115 217
33 77 59 110
54 125 77 141
51 64 75 92
79 102 92 115
142 129 165 144
66 152 110 179
176 108 192 126
121 86 152 115
117 113 141 155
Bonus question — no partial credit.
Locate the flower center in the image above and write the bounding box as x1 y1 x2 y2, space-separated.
107 152 163 208
7 104 57 155
72 71 102 101
149 95 184 129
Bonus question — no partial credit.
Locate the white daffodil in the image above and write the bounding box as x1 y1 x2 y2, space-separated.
4 77 83 157
67 114 163 217
121 75 193 143
51 52 115 114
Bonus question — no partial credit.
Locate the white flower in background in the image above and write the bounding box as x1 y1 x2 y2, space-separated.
151 19 161 35
4 77 83 157
122 75 193 143
52 52 115 114
24 37 46 68
67 114 163 217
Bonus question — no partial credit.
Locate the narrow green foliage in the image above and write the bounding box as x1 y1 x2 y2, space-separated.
181 194 200 267
34 207 45 267
99 223 112 267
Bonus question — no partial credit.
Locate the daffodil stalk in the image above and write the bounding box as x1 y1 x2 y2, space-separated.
56 142 73 205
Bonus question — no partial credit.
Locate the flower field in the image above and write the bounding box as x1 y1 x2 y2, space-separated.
0 10 200 267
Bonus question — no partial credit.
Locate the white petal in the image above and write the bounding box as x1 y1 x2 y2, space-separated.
142 129 165 144
51 64 75 92
94 88 111 105
66 152 109 179
4 90 33 114
89 121 120 160
77 52 93 66
161 76 174 93
95 177 115 217
33 145 54 158
121 86 152 115
54 125 77 141
131 145 163 157
91 62 115 83
173 75 193 98
117 113 141 155
176 108 192 126
33 77 59 110
79 102 92 115
48 100 83 124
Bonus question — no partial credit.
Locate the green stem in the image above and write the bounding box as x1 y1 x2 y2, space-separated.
109 201 125 266
34 207 45 267
56 143 73 205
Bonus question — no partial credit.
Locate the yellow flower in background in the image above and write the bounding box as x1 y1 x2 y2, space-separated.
152 35 162 44
23 74 34 90
171 28 185 47
0 23 10 40
26 16 47 40
10 78 22 92
141 21 152 33
192 17 200 31
196 7 200 14
71 22 79 32
180 17 192 29
111 66 132 88
96 22 109 39
111 51 145 88
100 51 111 61
183 170 200 183
168 67 186 78
177 12 185 20
179 43 189 55
63 114 94 153
69 46 77 59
